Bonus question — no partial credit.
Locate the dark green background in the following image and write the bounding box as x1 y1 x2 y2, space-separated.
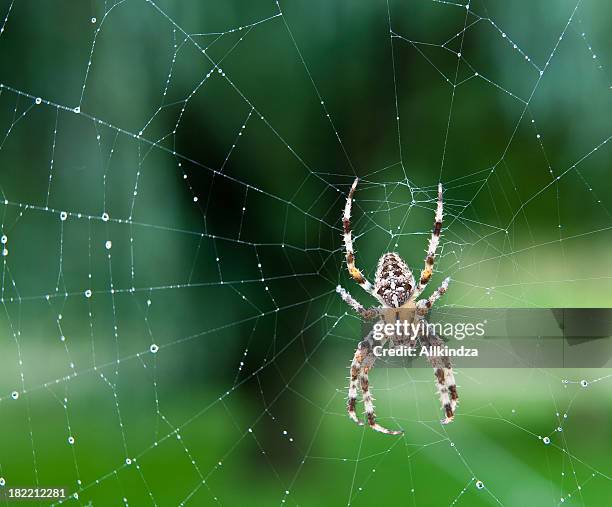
0 1 610 506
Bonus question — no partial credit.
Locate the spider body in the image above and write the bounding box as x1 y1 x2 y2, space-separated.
336 178 457 435
374 252 415 307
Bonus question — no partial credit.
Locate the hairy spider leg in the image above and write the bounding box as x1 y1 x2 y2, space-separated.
415 277 450 316
411 183 444 301
343 178 377 298
419 330 458 423
348 330 403 435
336 285 380 320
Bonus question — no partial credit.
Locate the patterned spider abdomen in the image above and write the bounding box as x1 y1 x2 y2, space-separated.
374 252 416 307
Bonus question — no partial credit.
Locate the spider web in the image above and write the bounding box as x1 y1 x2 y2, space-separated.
0 0 610 505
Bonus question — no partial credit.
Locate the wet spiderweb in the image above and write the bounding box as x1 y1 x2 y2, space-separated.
0 0 610 506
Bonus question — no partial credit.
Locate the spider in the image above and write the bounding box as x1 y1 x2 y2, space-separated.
336 178 458 435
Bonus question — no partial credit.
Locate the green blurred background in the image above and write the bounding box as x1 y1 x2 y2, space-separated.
0 0 610 505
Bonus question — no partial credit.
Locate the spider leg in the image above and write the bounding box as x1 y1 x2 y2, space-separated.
348 330 380 426
415 277 450 316
348 344 366 426
360 362 404 435
347 331 403 435
336 285 381 320
411 183 443 301
343 178 376 296
419 329 458 424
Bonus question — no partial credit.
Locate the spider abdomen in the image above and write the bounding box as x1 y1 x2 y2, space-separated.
374 252 415 307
